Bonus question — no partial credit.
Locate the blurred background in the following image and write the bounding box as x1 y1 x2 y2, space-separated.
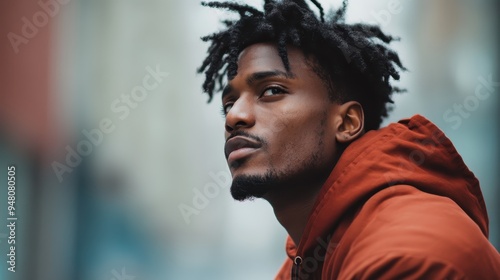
0 0 498 279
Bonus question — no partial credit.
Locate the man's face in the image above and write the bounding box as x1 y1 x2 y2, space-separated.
222 43 341 201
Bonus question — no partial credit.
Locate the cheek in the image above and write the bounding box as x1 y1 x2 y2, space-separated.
265 111 332 165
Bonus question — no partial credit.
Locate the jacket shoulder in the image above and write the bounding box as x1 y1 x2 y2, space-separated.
325 185 500 279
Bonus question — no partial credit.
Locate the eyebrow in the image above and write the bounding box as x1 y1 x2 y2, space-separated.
221 70 295 100
246 70 295 85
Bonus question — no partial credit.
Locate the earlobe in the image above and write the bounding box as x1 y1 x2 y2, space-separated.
335 101 364 144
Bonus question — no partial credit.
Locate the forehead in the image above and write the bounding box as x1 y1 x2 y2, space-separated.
237 43 310 74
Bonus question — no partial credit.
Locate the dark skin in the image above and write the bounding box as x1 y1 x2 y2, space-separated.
222 43 364 244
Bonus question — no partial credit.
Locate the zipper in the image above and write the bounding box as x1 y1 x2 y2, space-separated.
291 256 302 280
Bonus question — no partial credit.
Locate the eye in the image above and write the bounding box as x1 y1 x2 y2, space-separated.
220 103 233 116
261 86 287 97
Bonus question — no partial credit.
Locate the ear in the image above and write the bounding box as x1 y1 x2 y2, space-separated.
335 101 364 144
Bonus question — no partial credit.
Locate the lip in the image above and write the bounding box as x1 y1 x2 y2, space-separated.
224 136 261 163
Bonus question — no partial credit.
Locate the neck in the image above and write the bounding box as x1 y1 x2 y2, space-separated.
264 182 324 245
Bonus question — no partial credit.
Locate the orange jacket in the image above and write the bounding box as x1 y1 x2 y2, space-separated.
275 115 500 279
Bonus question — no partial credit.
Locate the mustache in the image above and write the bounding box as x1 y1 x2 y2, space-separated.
225 130 266 145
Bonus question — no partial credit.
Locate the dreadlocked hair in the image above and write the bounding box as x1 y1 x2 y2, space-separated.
197 0 406 131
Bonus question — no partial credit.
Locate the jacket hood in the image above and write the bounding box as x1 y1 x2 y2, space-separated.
286 114 489 260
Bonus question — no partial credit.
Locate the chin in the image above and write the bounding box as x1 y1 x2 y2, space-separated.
229 170 279 201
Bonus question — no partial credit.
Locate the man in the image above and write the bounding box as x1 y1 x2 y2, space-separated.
198 0 500 279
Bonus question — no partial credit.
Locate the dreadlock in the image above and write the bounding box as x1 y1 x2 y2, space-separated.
197 0 406 131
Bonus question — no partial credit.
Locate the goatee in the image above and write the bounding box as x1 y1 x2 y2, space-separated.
230 171 280 201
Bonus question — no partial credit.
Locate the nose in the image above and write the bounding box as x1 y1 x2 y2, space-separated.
225 95 255 133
